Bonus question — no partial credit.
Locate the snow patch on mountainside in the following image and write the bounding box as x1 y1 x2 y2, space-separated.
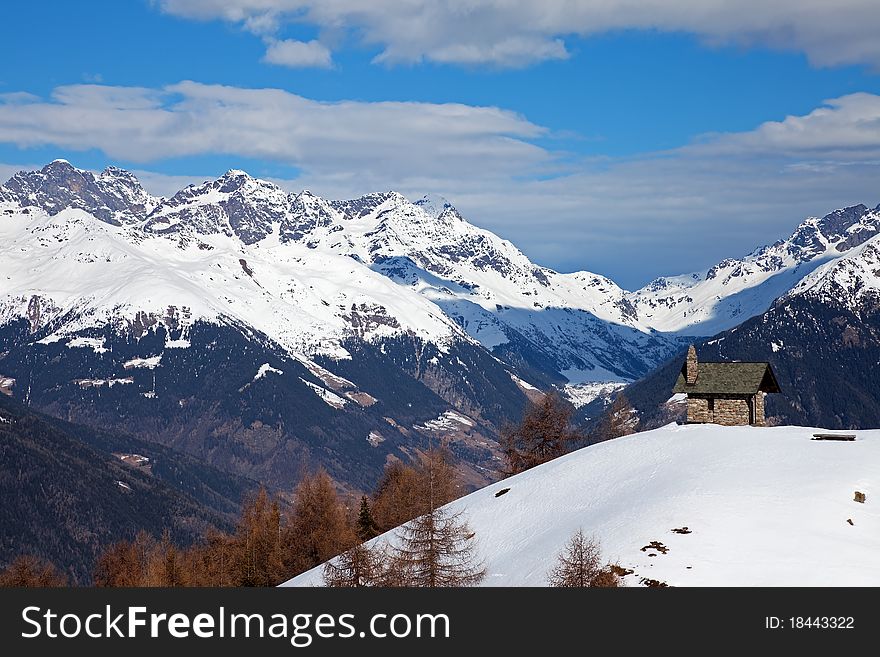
286 423 880 587
509 373 540 392
0 376 15 395
299 378 348 409
74 377 133 389
255 363 283 380
563 381 626 409
123 355 162 369
67 337 108 353
418 410 475 432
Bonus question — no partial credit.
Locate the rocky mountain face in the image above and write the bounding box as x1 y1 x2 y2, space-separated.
1 159 156 225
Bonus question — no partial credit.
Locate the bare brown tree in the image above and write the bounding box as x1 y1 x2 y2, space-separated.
284 470 355 576
322 542 387 587
94 531 155 587
372 448 459 531
602 392 638 440
501 393 582 475
178 530 235 587
229 488 285 587
0 555 68 587
391 508 485 587
548 529 622 587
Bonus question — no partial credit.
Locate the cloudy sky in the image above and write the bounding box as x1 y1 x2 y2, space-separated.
1 1 879 288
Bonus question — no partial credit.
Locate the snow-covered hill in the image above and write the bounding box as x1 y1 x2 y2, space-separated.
285 423 880 587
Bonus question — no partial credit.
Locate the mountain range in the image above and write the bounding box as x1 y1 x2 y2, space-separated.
2 159 879 493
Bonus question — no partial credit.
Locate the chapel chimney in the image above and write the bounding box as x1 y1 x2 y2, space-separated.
685 345 698 384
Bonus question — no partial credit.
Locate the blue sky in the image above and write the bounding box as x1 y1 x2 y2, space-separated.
2 1 880 288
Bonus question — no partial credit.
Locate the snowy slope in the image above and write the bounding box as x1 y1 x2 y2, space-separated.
285 423 880 587
629 204 880 335
311 190 673 381
0 205 461 360
786 231 880 309
0 162 680 384
3 160 876 385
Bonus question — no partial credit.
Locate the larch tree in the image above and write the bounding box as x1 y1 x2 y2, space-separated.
0 555 68 587
372 448 460 532
322 542 386 587
284 469 355 576
93 531 157 587
229 487 285 587
142 530 182 587
178 530 235 587
595 392 638 442
500 393 582 475
390 508 486 587
548 529 621 588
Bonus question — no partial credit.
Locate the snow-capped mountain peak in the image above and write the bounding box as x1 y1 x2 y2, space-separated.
414 193 458 220
0 161 684 384
144 170 292 244
0 159 156 226
629 203 880 335
786 230 880 310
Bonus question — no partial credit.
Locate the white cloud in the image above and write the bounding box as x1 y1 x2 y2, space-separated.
0 162 39 185
389 36 569 67
2 82 879 287
128 170 214 197
155 0 880 69
263 38 333 68
0 80 549 180
696 93 880 159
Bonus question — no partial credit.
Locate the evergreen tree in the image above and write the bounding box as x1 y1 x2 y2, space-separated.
500 393 582 475
391 508 485 587
356 496 379 542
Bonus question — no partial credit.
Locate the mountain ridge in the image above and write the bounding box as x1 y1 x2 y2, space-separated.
3 159 878 490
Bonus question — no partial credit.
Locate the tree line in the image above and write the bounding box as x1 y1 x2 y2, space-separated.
1 392 632 587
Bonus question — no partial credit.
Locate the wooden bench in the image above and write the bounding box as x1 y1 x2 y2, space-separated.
812 433 856 441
